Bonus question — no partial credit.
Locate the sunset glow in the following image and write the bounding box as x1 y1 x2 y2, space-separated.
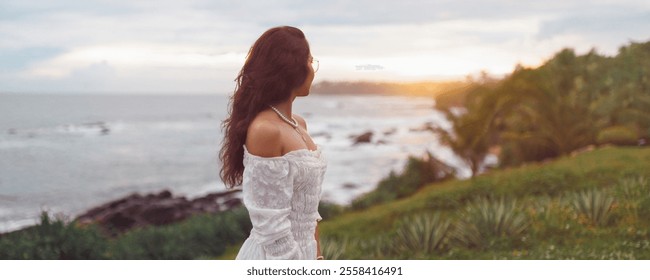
1 0 649 93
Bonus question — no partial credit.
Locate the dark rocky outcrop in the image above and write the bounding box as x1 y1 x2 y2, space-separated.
351 131 373 145
74 189 242 236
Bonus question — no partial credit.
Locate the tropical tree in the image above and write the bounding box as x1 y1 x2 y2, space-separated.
437 40 650 170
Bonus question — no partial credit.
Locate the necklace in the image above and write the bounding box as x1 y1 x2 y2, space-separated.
269 105 309 146
269 105 298 128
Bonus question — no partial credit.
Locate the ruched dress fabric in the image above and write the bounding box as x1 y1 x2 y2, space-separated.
235 145 327 260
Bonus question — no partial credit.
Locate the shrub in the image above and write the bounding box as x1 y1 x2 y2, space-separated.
109 207 251 259
453 197 529 249
596 126 638 146
394 212 451 257
569 189 616 226
0 211 109 259
318 202 346 221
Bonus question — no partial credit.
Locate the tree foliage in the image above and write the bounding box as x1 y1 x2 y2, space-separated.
437 41 650 170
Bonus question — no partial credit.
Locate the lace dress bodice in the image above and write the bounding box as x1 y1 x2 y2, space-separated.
235 145 327 260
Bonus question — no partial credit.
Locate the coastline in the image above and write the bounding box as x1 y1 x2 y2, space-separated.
0 93 465 235
1 189 242 236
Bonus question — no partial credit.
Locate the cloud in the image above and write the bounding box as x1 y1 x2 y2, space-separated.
1 0 650 93
538 11 650 53
25 44 245 78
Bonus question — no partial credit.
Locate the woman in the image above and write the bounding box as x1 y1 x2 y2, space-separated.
219 26 326 260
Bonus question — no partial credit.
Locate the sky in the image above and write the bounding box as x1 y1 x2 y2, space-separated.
0 0 649 94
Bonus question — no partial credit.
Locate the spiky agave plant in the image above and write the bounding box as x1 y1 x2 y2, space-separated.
453 197 529 249
394 212 451 256
570 188 616 226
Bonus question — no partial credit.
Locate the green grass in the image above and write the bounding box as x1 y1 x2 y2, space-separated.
316 146 650 259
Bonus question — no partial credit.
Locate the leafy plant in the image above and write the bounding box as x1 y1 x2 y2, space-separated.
569 189 616 226
0 211 109 260
394 212 451 257
453 197 529 249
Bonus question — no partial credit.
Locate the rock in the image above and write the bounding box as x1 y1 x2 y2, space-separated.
140 202 181 225
74 189 242 236
223 197 243 209
104 212 136 232
342 183 358 189
351 131 373 145
100 125 110 135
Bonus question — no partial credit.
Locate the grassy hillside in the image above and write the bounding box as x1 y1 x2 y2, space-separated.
315 146 650 259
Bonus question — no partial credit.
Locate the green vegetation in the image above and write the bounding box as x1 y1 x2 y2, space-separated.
569 189 616 227
0 212 108 259
317 147 650 259
0 207 252 260
394 213 451 256
453 197 529 249
436 41 650 171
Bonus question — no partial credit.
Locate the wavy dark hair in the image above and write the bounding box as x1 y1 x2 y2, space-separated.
219 26 311 188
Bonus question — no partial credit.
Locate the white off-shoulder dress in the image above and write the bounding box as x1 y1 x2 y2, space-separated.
235 145 327 260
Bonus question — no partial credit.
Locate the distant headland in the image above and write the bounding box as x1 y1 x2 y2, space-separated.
310 80 470 98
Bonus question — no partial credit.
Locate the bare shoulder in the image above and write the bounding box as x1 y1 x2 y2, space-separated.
246 116 283 157
293 114 308 131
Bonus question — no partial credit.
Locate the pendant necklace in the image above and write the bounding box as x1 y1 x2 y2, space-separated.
269 105 309 146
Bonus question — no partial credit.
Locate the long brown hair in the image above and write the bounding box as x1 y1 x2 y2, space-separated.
219 26 311 188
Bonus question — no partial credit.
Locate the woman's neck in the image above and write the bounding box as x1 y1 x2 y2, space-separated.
271 98 294 118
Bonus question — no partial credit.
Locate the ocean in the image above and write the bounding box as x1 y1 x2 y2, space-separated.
0 93 469 233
